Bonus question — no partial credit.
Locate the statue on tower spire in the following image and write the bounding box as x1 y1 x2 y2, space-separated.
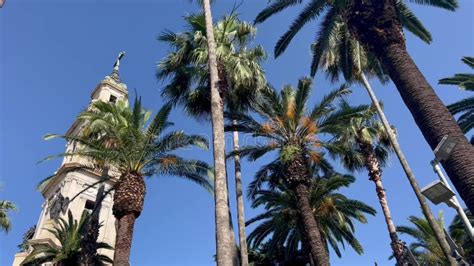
113 51 125 71
110 51 125 83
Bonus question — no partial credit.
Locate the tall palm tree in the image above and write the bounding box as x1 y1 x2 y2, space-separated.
0 200 16 233
21 210 113 266
246 169 376 263
327 102 407 262
439 56 474 144
255 2 461 262
44 98 212 265
201 1 235 263
256 0 474 226
346 1 474 219
158 13 266 265
308 16 455 263
227 77 363 265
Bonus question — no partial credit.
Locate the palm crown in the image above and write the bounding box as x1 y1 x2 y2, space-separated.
255 0 457 82
327 102 392 172
246 170 376 260
0 200 16 233
44 98 212 192
255 0 457 55
22 210 113 266
396 214 448 264
158 13 267 116
227 78 362 195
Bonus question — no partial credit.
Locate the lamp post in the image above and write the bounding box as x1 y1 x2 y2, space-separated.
429 135 474 241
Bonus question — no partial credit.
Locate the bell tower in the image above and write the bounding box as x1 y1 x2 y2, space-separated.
13 52 128 265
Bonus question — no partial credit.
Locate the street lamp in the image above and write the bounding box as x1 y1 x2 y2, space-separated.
428 135 474 241
421 180 455 207
421 181 470 265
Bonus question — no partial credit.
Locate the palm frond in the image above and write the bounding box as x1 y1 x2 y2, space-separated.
275 0 327 57
254 0 303 24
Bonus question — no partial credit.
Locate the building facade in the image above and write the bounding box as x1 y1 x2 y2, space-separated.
13 64 128 265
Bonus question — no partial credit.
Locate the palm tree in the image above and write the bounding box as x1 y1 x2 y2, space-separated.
449 209 474 263
396 214 448 265
201 1 235 263
157 13 266 265
79 184 106 264
398 211 474 265
308 16 455 264
439 56 474 144
246 169 376 263
227 77 363 265
346 1 474 220
256 0 474 224
45 98 212 265
327 102 408 262
21 210 113 266
255 1 461 262
0 200 16 233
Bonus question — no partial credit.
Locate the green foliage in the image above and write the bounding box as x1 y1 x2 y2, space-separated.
0 200 16 233
248 243 310 265
396 213 448 264
157 13 267 117
226 78 363 198
21 210 113 266
449 209 474 262
279 145 301 163
326 102 392 172
246 170 376 261
255 0 457 82
439 56 474 137
42 97 213 193
17 225 36 251
439 57 474 91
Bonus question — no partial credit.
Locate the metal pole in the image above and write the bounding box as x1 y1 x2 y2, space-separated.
431 160 474 241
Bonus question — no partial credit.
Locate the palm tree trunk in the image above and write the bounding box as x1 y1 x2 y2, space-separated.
114 213 136 266
359 73 455 264
294 182 329 266
202 1 234 265
224 163 240 265
112 172 146 266
357 138 404 262
232 122 249 266
227 207 240 265
285 151 328 265
348 0 474 217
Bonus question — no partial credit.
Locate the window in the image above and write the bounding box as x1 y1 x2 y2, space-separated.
84 200 95 214
109 95 117 103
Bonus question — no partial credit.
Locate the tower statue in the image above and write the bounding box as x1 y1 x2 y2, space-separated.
13 52 128 265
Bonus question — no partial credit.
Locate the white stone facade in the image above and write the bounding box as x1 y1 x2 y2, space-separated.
13 74 128 266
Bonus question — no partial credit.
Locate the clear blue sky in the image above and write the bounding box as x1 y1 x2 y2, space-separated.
1 0 473 265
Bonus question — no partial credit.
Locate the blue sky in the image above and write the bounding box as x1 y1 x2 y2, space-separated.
1 0 473 265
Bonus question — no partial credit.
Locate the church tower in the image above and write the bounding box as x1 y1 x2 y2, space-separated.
13 53 128 265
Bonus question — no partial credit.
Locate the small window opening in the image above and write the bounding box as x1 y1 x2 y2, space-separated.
84 200 95 214
109 95 117 103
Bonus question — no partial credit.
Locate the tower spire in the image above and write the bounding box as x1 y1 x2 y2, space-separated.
110 51 125 83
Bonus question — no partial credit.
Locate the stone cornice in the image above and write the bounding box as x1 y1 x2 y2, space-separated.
28 238 61 250
40 162 118 198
